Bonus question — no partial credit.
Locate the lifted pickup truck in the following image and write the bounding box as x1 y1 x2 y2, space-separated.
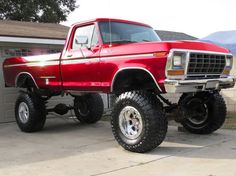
3 18 235 153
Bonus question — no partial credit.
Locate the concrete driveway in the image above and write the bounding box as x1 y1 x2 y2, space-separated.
0 117 235 176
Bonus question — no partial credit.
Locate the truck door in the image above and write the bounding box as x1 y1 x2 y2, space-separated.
60 24 101 91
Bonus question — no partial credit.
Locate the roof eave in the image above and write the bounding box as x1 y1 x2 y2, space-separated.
0 36 65 45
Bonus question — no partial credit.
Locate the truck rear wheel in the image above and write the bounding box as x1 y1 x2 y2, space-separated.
74 94 104 124
15 92 46 132
111 91 167 153
179 92 226 134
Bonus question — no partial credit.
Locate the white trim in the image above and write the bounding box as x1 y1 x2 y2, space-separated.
61 58 99 65
170 48 232 56
5 52 153 67
4 61 59 68
22 53 61 62
111 67 162 92
100 54 153 61
61 53 154 64
0 36 65 45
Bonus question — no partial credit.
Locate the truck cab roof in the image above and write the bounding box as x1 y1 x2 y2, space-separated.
72 18 152 28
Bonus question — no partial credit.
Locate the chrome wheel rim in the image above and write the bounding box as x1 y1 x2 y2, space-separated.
186 99 208 125
18 102 29 123
77 102 89 116
188 105 208 125
119 106 143 140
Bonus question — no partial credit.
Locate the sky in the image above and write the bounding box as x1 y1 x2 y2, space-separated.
61 0 236 38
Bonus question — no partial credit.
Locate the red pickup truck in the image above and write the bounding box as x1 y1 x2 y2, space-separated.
3 18 235 153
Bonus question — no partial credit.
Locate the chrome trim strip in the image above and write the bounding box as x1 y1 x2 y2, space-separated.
23 53 61 62
170 49 232 56
61 53 153 64
4 61 59 68
101 54 153 61
166 49 232 80
39 76 56 79
166 76 235 84
15 72 39 88
60 53 153 64
4 63 27 68
164 76 235 93
111 67 162 92
184 51 190 77
5 53 154 67
61 58 99 65
187 74 222 76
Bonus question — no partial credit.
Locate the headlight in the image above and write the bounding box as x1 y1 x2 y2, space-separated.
173 55 182 66
172 52 186 67
226 56 233 67
166 50 187 79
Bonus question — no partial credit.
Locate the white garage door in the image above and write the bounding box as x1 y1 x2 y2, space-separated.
0 48 19 122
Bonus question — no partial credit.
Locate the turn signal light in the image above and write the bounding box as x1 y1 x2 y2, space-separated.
153 52 167 58
223 69 230 75
167 70 185 76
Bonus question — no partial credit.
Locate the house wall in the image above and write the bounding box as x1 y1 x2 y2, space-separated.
221 56 236 113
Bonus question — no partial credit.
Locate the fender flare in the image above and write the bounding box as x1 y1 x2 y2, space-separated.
111 67 162 92
15 72 39 88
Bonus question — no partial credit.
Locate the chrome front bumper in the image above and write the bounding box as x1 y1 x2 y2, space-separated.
164 76 236 93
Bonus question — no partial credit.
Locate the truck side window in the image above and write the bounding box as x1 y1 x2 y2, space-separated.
72 25 95 50
91 27 99 47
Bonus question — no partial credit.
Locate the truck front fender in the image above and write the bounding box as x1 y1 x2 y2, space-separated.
111 67 162 93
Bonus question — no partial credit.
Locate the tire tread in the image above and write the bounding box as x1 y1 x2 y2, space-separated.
111 91 167 153
179 92 226 134
15 92 46 132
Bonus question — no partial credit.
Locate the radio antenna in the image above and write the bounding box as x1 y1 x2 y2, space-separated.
109 19 112 47
108 0 112 47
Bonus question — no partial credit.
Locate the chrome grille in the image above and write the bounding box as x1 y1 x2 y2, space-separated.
187 53 226 78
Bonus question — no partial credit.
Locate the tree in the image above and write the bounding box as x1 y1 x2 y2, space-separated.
0 0 78 23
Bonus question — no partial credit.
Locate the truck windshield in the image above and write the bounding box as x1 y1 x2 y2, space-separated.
99 21 161 44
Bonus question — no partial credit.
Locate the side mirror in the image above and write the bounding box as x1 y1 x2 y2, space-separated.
75 35 88 45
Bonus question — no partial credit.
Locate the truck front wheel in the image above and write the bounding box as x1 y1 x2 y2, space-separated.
74 94 104 124
111 91 167 153
15 92 46 132
179 92 226 134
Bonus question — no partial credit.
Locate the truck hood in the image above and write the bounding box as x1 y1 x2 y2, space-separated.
100 40 230 57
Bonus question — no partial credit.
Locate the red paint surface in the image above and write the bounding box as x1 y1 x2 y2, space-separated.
2 18 230 93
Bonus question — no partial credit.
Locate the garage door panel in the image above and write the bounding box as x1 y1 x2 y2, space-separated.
3 91 18 104
4 110 15 122
0 50 18 122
